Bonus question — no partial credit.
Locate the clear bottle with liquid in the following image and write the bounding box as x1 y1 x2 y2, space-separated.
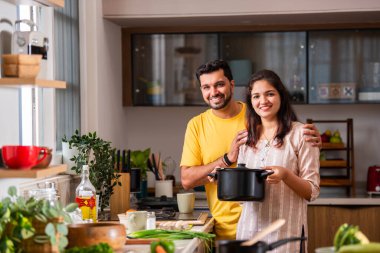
146 211 156 229
75 165 97 222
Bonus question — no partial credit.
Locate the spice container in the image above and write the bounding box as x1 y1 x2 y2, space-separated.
146 211 156 229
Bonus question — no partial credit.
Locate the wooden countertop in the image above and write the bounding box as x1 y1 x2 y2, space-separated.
309 197 380 205
194 197 380 209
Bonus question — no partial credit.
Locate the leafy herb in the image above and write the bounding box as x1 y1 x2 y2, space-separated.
0 186 78 253
129 229 215 253
65 242 114 253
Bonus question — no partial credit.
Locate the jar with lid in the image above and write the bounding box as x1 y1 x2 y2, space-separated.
26 181 58 205
146 211 156 229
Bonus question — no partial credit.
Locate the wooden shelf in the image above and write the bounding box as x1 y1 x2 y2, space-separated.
0 78 66 89
321 142 345 150
5 0 64 8
320 160 347 167
320 178 352 187
308 118 355 196
0 164 67 178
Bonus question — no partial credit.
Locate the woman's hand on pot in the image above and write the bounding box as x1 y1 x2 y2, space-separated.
263 166 289 184
228 130 248 163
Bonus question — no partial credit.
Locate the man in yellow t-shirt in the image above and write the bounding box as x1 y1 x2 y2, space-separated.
180 59 321 239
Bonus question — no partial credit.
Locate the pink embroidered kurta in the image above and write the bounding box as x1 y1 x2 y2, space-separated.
236 122 320 253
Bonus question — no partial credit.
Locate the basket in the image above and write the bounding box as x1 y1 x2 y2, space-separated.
2 54 42 78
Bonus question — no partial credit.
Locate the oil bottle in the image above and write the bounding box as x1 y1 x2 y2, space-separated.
75 165 97 222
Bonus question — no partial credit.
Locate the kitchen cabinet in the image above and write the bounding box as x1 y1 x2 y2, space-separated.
122 27 380 106
307 119 355 196
308 202 380 252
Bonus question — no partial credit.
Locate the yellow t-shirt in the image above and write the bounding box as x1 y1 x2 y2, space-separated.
180 102 246 239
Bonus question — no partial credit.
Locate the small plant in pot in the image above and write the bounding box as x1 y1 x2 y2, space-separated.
129 148 150 198
63 130 120 212
0 186 77 253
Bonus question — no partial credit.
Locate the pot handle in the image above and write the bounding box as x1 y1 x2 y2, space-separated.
207 173 218 180
260 170 274 178
268 236 307 251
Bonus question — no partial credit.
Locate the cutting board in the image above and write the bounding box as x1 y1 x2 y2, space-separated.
156 211 208 225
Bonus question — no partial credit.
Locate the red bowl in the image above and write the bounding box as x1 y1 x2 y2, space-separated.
1 145 48 170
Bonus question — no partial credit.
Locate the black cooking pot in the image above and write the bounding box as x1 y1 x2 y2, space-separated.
208 164 274 201
216 237 306 253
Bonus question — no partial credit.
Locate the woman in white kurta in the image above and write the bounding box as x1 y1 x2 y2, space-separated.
236 70 320 253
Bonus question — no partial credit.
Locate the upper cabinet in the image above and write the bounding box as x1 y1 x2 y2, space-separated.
308 30 380 104
124 28 380 106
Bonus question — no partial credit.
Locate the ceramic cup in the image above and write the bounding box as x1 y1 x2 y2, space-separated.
125 211 147 234
155 180 173 198
2 145 48 169
177 192 195 213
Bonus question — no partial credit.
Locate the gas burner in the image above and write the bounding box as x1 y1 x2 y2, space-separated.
137 196 178 211
155 207 176 220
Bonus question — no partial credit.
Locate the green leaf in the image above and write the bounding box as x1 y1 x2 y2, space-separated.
33 235 49 244
58 236 68 249
45 223 56 238
8 187 17 197
64 203 78 212
56 223 68 236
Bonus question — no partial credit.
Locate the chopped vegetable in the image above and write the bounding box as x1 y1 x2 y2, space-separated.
334 224 370 252
150 240 175 253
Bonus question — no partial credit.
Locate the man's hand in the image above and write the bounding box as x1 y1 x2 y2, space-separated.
303 124 322 148
227 130 248 164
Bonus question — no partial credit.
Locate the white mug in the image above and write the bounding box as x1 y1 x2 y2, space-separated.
177 192 195 213
126 211 147 234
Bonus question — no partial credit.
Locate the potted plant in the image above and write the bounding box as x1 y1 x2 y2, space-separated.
0 186 77 252
63 130 120 212
129 148 151 198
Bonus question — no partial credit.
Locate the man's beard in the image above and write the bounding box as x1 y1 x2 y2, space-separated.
208 92 232 110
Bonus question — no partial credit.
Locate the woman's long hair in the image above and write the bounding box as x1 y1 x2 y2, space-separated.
245 69 298 148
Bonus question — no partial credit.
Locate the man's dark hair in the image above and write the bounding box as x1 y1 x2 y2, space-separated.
195 59 233 84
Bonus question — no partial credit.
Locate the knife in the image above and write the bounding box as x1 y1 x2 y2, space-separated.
122 150 126 173
116 150 121 172
125 149 131 173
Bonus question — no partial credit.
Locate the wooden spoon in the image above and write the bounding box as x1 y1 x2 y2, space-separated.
240 219 286 246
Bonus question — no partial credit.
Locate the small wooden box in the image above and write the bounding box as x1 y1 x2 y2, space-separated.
2 54 42 78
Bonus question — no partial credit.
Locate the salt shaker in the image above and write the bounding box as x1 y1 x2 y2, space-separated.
146 211 156 229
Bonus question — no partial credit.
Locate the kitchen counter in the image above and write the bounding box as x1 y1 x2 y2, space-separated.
121 217 215 253
194 197 380 209
309 197 380 205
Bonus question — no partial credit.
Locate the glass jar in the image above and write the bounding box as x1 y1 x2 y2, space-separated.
146 211 156 230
